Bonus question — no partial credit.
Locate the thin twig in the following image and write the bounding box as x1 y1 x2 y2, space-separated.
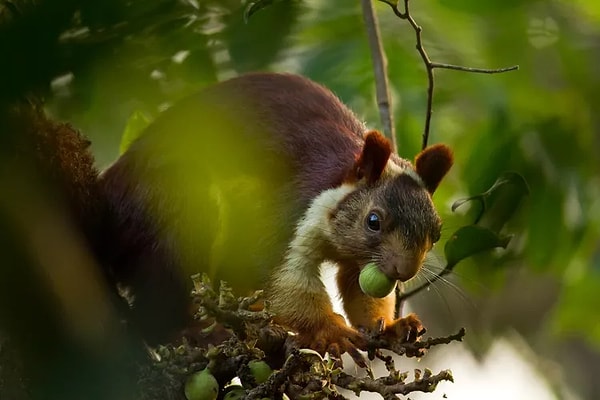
394 283 403 319
361 0 397 152
366 327 466 359
397 266 452 302
432 62 519 73
378 0 518 150
400 0 435 151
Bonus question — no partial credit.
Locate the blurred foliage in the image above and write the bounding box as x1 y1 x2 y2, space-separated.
1 0 599 398
119 110 150 154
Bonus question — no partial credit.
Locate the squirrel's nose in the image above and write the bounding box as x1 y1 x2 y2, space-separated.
393 258 421 282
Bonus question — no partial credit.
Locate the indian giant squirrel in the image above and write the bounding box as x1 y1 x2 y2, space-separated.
8 73 453 360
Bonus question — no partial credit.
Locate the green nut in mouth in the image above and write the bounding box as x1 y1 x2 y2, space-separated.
358 262 397 298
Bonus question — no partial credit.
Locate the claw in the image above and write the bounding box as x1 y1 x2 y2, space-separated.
311 341 320 354
293 314 369 369
382 313 425 343
327 343 341 359
345 339 367 368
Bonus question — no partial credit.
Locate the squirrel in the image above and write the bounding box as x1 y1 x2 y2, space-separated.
2 74 452 361
97 72 454 358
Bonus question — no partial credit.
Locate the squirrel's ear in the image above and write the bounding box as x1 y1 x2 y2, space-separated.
415 144 453 194
354 130 392 184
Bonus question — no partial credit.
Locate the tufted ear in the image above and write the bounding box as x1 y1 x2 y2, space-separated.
415 144 453 194
354 130 392 185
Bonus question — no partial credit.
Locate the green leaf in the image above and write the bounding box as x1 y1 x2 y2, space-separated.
244 0 279 23
119 110 150 155
452 172 529 233
226 1 301 72
444 225 511 268
477 172 529 233
451 193 484 213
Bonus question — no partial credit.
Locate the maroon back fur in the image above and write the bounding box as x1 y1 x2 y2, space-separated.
100 73 371 342
100 73 452 343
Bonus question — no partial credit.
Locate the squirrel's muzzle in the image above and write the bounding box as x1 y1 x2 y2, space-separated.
380 252 425 282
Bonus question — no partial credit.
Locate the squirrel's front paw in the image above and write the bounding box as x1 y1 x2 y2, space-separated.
294 313 367 367
381 313 425 343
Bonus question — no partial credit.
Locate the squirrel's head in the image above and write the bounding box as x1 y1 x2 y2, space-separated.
327 131 453 282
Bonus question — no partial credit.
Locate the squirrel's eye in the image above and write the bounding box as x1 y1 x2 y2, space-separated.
366 212 381 232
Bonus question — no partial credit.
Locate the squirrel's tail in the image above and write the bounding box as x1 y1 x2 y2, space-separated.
0 101 139 400
0 100 106 251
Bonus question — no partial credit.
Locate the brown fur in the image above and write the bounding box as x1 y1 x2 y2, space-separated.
352 130 392 184
2 102 105 249
415 144 454 194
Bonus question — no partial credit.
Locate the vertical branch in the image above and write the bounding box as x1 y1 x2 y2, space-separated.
394 282 404 319
361 0 397 153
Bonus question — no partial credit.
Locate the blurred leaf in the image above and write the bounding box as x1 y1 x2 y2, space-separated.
477 172 529 232
444 225 511 268
0 0 78 102
225 1 302 72
525 184 565 270
453 172 529 232
552 273 600 346
79 0 179 29
296 4 374 104
244 0 280 22
119 110 150 155
460 108 516 192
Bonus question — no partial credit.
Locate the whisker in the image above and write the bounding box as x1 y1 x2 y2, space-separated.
419 266 478 312
417 267 455 317
438 268 489 293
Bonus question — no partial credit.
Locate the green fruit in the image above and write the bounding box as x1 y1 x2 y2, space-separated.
248 360 272 384
184 368 219 400
223 385 245 400
358 262 397 298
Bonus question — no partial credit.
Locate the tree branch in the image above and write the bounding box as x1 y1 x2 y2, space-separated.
378 0 518 150
397 265 453 302
361 0 397 152
431 62 519 74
